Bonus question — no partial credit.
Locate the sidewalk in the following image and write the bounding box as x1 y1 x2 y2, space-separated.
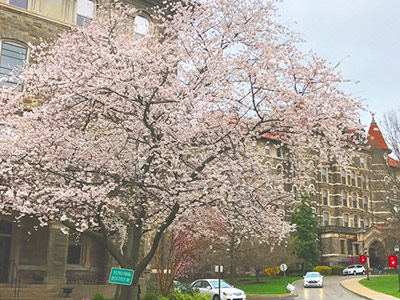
341 277 400 300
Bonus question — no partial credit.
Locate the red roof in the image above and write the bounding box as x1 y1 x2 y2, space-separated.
388 157 400 168
367 120 389 150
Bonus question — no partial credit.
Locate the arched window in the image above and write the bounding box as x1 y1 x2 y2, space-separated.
352 193 357 208
266 186 272 197
351 171 356 186
362 196 368 210
341 169 346 184
276 164 283 175
342 191 347 207
135 15 151 38
264 145 270 155
323 212 329 226
0 40 27 91
76 0 94 26
322 190 328 205
343 214 349 228
321 168 327 183
265 163 271 176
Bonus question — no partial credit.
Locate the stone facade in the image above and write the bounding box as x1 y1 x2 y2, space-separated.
258 118 400 269
0 0 161 298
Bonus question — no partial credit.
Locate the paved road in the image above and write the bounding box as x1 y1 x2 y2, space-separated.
291 275 366 300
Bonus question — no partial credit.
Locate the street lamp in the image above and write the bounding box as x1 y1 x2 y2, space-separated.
215 265 223 300
395 244 400 292
364 249 370 281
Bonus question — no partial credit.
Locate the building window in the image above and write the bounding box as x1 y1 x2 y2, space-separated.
266 163 271 175
76 0 94 26
340 240 345 254
343 214 349 227
347 240 353 256
293 186 298 201
363 196 368 210
342 191 347 207
264 145 270 155
9 0 28 9
361 176 367 189
0 220 12 234
354 244 359 255
276 146 282 158
67 244 82 265
266 186 271 197
360 157 365 168
134 15 150 38
321 168 327 183
341 169 346 184
364 218 369 229
352 193 357 208
360 220 364 229
351 171 356 186
323 212 329 226
0 41 27 90
354 215 358 228
276 165 283 175
322 190 328 205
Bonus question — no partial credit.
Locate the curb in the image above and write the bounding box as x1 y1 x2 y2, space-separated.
340 278 373 300
247 293 293 299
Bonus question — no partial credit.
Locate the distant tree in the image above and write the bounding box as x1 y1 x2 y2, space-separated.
383 107 400 160
290 193 320 270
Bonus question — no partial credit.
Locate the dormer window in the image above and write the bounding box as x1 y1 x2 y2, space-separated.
321 168 327 183
77 0 94 26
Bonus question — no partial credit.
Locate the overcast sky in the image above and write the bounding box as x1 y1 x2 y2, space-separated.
277 0 400 128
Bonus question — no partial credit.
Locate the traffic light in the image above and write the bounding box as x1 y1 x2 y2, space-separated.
389 255 398 268
360 255 366 264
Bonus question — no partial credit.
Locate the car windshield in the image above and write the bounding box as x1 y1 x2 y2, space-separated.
210 280 232 288
305 273 321 278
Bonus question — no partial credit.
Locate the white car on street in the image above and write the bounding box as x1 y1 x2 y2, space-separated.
191 279 246 300
342 264 366 275
303 272 323 288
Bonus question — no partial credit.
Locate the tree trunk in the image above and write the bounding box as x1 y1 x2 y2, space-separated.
116 283 139 300
255 269 260 283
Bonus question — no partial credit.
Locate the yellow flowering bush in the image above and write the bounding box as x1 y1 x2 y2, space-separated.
312 265 332 275
264 266 280 277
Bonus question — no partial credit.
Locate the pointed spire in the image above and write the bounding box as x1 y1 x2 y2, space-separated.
371 113 377 125
367 115 389 150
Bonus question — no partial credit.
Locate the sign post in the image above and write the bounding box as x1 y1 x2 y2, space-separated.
109 267 134 286
280 263 288 288
215 265 223 300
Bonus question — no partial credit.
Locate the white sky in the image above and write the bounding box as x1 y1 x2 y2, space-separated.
277 0 400 128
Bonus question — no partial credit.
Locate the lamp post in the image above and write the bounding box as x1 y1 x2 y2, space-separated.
364 249 370 281
395 244 400 292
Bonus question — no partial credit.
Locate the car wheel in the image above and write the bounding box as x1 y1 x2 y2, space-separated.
213 295 220 300
363 271 366 275
353 271 357 275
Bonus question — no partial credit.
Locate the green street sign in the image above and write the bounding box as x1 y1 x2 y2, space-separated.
109 267 134 286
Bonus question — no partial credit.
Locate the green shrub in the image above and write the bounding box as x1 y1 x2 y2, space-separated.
331 265 346 275
192 293 210 300
92 293 105 300
167 291 209 300
145 292 160 300
312 266 332 275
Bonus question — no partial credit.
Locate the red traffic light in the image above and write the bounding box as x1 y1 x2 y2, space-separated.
359 255 366 264
389 255 398 268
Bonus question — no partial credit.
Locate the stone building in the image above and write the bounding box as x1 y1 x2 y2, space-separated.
257 117 400 269
0 0 160 298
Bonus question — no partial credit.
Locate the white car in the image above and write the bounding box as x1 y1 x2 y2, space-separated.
303 272 323 288
343 264 366 275
191 279 246 300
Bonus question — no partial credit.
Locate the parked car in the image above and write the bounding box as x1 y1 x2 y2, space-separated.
303 272 323 288
191 279 246 300
174 280 193 294
342 264 366 275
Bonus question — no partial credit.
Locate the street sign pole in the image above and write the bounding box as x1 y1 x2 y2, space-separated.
280 264 288 287
215 265 223 300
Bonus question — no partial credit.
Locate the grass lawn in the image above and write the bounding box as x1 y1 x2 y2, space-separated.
234 276 302 295
360 275 400 298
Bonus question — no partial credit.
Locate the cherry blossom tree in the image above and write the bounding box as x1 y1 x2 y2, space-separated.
0 0 362 299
